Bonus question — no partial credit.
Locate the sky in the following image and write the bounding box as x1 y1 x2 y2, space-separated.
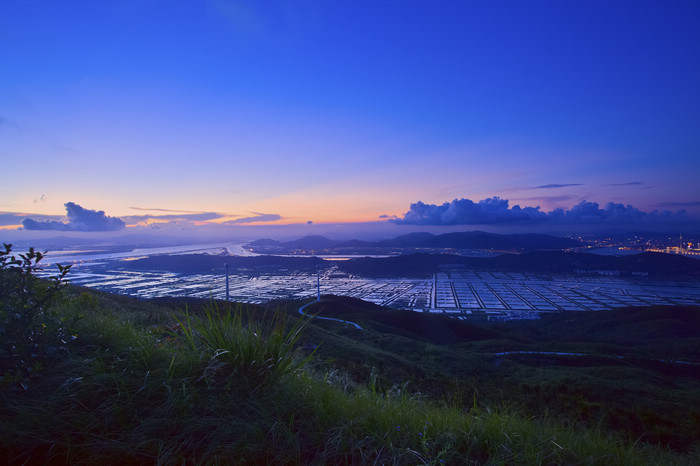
2 0 699 241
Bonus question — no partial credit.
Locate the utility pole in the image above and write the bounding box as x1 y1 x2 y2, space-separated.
225 263 229 302
317 265 320 302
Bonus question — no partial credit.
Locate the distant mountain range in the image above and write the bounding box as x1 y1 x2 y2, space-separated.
334 250 700 278
245 231 582 254
123 249 700 279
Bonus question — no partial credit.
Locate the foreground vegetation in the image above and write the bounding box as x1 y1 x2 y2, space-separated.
1 246 698 464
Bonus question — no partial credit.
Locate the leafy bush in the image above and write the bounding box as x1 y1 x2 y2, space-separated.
0 243 72 391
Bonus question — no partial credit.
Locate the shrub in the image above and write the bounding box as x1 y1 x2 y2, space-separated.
0 243 72 391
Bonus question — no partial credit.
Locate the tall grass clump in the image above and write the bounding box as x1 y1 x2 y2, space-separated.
175 301 313 393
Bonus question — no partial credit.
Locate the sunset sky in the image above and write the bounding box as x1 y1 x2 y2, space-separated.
2 1 699 239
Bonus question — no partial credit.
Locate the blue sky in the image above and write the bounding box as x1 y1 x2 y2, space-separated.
2 1 699 238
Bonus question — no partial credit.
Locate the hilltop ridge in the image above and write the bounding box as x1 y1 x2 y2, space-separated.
245 230 582 254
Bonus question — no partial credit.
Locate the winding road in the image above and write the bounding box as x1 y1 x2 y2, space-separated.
298 301 364 330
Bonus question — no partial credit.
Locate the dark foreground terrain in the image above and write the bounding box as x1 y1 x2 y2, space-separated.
284 296 700 453
2 279 699 463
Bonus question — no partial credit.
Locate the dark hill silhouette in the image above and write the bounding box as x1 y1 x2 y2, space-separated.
420 231 580 250
308 295 501 344
244 231 581 254
280 235 340 250
306 297 699 353
337 251 700 278
122 248 700 280
246 238 281 247
508 305 700 346
374 232 436 247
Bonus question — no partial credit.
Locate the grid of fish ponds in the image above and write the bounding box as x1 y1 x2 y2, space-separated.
54 265 700 318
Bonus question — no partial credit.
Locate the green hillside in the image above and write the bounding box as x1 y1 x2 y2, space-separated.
292 296 700 454
2 248 699 463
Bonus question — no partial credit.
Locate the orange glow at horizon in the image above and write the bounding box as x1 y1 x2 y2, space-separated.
233 178 420 225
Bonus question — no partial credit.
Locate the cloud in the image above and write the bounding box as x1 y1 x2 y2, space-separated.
516 195 575 204
1 212 35 227
1 212 65 227
391 197 547 226
224 212 282 224
655 201 700 208
0 115 20 131
21 202 126 231
604 181 645 186
122 207 225 224
391 197 694 227
124 212 223 223
535 183 583 189
130 206 207 213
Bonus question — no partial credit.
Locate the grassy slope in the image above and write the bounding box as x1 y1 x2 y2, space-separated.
284 296 700 453
1 288 698 464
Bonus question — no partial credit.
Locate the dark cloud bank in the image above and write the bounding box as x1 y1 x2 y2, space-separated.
124 212 224 223
391 197 694 227
535 183 582 189
22 202 126 231
225 213 282 224
20 204 283 232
